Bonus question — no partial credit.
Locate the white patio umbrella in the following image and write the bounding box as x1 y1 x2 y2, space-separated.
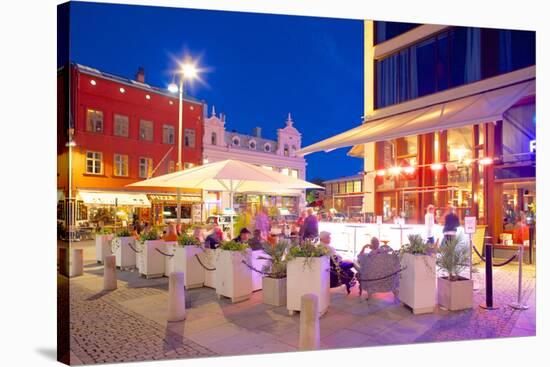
127 159 322 238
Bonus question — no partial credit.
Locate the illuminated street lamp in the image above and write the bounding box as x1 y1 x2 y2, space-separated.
168 60 199 227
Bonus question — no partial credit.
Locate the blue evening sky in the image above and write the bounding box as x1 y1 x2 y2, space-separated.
68 1 364 180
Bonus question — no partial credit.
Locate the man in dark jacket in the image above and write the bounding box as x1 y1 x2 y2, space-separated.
233 228 251 243
300 208 319 241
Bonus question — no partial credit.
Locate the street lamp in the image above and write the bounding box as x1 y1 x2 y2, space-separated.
168 61 199 228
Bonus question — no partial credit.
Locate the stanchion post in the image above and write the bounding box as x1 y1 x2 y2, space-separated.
168 272 187 322
70 248 83 277
480 242 499 310
299 293 320 351
58 247 69 277
103 255 117 291
510 243 529 310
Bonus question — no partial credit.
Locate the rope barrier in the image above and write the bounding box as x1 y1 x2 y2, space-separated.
358 266 407 282
241 260 278 278
127 242 143 254
472 245 518 267
155 248 174 258
194 254 216 271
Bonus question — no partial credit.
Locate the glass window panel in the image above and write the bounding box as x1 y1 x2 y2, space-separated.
114 114 129 137
184 129 195 148
412 37 436 97
139 120 153 141
354 180 362 193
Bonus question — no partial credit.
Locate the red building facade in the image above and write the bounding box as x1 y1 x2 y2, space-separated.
57 64 205 229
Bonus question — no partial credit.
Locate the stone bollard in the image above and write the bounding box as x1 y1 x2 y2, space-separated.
168 272 187 322
299 293 320 351
58 248 69 277
71 248 84 277
103 255 117 291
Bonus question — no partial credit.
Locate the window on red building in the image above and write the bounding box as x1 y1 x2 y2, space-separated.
139 157 153 178
114 114 129 137
113 154 129 177
86 109 103 133
184 128 196 148
86 151 103 175
163 124 175 144
139 120 153 141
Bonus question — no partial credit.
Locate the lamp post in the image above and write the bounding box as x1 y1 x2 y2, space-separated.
168 62 198 228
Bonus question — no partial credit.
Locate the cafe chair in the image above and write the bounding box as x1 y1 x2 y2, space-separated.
357 249 400 302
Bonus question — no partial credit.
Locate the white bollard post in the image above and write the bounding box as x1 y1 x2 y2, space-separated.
168 272 187 322
70 248 84 277
58 248 69 277
299 293 320 351
103 255 117 291
510 244 529 310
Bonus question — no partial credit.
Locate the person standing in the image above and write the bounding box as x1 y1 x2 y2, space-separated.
425 204 436 244
300 208 319 241
443 205 460 243
254 208 270 240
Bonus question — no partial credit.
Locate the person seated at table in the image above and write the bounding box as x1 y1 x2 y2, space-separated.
233 227 252 244
204 226 223 249
355 237 383 269
192 226 205 243
319 231 356 294
248 229 266 251
163 222 179 241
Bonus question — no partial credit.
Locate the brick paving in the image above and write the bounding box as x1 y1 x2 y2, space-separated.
69 279 216 365
63 240 536 364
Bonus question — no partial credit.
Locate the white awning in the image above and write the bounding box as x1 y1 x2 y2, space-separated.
298 79 535 156
79 191 151 207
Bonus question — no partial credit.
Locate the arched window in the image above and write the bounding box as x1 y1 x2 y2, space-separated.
264 143 271 152
284 144 289 157
249 140 256 149
211 132 217 146
232 136 240 146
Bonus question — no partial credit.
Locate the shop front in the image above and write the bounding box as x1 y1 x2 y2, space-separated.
233 193 301 217
147 193 203 226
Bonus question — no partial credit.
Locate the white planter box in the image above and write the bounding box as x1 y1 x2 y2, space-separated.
112 236 137 269
287 256 330 316
203 248 217 288
163 242 177 277
170 245 205 289
437 277 474 311
251 250 270 291
399 253 436 314
95 234 113 263
262 277 287 306
139 240 166 279
214 249 253 302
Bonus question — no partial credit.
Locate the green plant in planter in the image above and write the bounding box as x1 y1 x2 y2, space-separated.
98 227 113 235
115 228 132 238
219 240 249 254
139 229 160 243
258 241 289 279
436 234 470 281
178 233 201 247
286 240 330 269
400 234 435 256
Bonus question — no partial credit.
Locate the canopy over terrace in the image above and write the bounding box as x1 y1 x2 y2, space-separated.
128 159 321 237
298 79 535 156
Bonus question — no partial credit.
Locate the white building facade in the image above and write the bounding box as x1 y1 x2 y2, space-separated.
202 107 307 218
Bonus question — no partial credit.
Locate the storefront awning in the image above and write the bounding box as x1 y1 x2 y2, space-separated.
79 191 151 207
298 79 535 156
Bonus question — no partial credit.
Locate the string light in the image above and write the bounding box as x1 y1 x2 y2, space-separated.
479 157 493 165
430 163 444 171
376 170 386 177
403 166 415 174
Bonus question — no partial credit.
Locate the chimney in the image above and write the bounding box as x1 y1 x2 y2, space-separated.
135 66 145 83
252 126 262 138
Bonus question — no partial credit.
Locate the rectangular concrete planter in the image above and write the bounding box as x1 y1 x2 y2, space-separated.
163 241 177 277
251 250 270 291
139 240 166 279
399 253 436 314
262 277 287 306
214 249 253 302
203 248 217 288
171 245 205 288
95 234 113 263
437 276 474 311
113 236 137 269
287 256 330 316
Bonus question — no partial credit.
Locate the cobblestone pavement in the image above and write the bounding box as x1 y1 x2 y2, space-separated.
69 278 216 365
64 240 536 364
